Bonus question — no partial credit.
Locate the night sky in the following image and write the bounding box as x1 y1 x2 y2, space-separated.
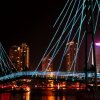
0 0 100 68
0 0 66 67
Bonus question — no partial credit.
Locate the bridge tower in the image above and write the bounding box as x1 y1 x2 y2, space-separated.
85 0 97 88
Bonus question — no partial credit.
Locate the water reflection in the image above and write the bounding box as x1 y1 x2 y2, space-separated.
0 92 30 100
42 96 55 100
23 92 30 100
0 93 11 100
41 95 74 100
12 93 23 100
0 90 76 100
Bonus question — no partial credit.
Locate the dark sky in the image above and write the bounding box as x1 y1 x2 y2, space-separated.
0 0 100 68
0 0 66 67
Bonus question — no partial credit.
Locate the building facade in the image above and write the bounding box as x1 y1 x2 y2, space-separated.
42 55 53 72
9 43 30 71
66 41 78 71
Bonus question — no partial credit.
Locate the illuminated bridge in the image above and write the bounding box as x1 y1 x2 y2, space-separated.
0 0 100 84
0 71 100 82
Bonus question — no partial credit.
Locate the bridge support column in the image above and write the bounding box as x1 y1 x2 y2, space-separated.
90 0 97 89
85 0 97 90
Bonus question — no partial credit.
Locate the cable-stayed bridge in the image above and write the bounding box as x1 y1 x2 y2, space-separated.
0 71 100 82
0 0 100 85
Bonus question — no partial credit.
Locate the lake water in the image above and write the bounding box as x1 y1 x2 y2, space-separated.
0 91 75 100
0 89 100 100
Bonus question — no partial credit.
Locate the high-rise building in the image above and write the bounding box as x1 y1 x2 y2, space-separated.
66 41 78 71
9 43 30 71
92 43 100 72
9 45 21 70
42 56 53 72
20 43 30 69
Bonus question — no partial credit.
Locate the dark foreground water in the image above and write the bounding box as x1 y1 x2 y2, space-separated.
0 89 100 100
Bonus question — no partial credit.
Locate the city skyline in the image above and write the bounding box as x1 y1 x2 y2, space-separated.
0 1 100 96
0 0 100 68
0 0 67 68
9 43 30 71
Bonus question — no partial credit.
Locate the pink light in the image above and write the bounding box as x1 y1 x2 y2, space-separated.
95 43 100 46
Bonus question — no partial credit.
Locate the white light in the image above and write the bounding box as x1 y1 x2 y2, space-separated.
95 43 100 46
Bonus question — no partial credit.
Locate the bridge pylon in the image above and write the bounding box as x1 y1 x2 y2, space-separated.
85 0 97 89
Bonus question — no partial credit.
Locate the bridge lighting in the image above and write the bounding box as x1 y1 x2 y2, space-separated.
72 78 75 82
95 42 100 46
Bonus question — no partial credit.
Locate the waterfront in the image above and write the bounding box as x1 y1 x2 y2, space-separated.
0 81 100 100
0 87 100 100
0 1 100 100
0 90 75 100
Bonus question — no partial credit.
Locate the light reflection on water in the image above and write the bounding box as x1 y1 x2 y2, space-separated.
0 93 11 100
31 95 75 100
0 90 76 100
23 92 30 100
41 96 66 100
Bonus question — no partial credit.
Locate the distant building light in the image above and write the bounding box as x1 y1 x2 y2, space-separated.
17 60 19 63
95 43 100 46
14 50 17 52
69 41 74 45
18 47 20 50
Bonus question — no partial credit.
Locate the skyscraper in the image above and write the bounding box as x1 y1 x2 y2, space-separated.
42 55 53 72
9 45 21 70
20 43 30 70
66 41 78 71
9 43 30 71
